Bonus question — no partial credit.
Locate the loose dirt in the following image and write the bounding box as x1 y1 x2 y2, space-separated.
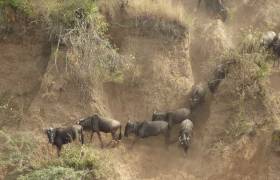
1 0 280 179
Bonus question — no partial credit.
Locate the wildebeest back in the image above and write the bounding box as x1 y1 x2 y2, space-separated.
55 128 76 144
98 116 121 133
180 119 193 133
169 108 191 124
138 121 168 138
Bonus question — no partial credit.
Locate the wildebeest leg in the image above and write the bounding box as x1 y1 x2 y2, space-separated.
57 145 62 157
106 131 117 147
164 129 171 149
97 131 104 148
118 125 122 141
167 114 173 129
197 0 202 10
80 130 84 145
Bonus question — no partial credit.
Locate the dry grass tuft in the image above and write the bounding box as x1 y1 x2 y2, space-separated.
98 0 191 38
99 0 190 25
127 0 190 26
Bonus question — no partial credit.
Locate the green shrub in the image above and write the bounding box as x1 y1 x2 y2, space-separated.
225 102 254 138
18 166 85 180
217 30 272 140
0 133 118 179
220 30 271 100
47 0 108 36
30 145 118 180
0 0 33 17
0 131 36 173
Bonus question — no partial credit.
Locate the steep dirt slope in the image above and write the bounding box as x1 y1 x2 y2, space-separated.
0 28 50 128
105 26 193 121
103 0 280 179
1 0 280 179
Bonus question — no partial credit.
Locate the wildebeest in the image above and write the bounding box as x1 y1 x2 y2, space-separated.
261 31 280 67
124 120 170 147
152 108 191 127
208 63 225 93
190 83 207 110
44 125 84 156
197 0 228 22
77 114 122 148
208 60 236 93
261 31 277 48
178 119 194 155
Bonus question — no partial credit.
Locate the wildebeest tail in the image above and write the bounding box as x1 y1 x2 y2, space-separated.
118 125 122 140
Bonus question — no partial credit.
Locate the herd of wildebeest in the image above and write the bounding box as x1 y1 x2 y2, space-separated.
44 56 234 156
44 30 280 157
43 6 280 155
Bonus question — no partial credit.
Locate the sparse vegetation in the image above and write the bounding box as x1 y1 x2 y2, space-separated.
0 0 33 17
229 30 270 99
0 131 36 178
0 92 23 129
1 0 280 179
216 30 273 140
0 130 118 179
99 0 191 39
18 166 84 180
26 145 118 180
100 0 191 25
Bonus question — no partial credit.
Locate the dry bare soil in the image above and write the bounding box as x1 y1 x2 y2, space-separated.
1 0 280 179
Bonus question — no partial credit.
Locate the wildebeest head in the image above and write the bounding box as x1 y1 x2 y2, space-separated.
152 111 167 121
124 121 136 137
260 31 277 48
77 117 88 126
44 128 56 144
190 96 201 109
179 132 191 148
77 115 97 126
215 64 227 80
219 8 228 22
190 84 206 109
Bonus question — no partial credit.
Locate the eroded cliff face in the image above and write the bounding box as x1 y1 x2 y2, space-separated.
1 0 280 179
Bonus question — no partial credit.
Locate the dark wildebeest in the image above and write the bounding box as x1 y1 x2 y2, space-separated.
152 108 191 127
208 60 236 93
261 31 277 48
197 0 228 22
77 114 122 148
44 125 84 157
190 83 207 110
178 119 194 155
124 120 170 148
208 63 226 93
261 31 280 67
